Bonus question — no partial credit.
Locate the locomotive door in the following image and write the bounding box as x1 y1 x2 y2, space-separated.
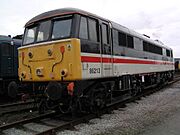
100 22 113 77
1 42 14 77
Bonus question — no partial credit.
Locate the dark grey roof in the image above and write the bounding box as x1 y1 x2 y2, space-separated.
25 8 172 50
25 8 108 27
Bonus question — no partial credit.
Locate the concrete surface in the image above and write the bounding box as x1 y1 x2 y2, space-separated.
140 107 180 135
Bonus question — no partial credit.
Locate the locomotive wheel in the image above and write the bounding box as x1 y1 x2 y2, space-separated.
90 84 106 114
90 91 105 115
131 86 141 96
8 81 18 98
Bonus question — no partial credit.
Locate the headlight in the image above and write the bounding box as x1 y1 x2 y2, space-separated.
61 69 68 77
47 49 53 56
28 52 33 58
36 67 44 76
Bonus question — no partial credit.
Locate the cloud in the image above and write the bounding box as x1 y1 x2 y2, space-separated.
1 0 180 57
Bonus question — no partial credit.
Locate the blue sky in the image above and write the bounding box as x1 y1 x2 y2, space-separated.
1 0 180 57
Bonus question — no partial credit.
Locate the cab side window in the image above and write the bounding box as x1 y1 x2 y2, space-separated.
79 16 100 54
79 16 98 42
102 23 110 54
88 19 98 42
102 24 109 44
79 17 88 39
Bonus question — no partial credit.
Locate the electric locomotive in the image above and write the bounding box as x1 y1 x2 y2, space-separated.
18 8 174 113
0 35 22 98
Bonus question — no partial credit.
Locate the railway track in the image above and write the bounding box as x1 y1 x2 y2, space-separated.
0 100 35 108
0 100 38 118
0 106 36 116
0 109 96 135
0 111 56 131
171 73 180 83
0 76 180 135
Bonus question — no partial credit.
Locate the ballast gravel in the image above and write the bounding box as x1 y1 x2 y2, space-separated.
59 81 180 135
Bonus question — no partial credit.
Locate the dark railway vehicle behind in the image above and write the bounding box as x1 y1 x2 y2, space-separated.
175 58 180 72
0 35 22 97
18 8 174 114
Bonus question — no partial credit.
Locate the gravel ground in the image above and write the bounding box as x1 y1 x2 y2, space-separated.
59 81 180 135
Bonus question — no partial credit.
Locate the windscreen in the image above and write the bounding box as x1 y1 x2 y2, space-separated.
23 26 37 45
23 15 73 46
51 18 72 39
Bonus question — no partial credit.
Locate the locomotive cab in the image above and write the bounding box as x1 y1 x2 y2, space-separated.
19 14 82 82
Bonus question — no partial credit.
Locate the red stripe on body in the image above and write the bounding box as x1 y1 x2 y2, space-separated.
81 56 101 62
81 56 174 65
113 58 154 64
